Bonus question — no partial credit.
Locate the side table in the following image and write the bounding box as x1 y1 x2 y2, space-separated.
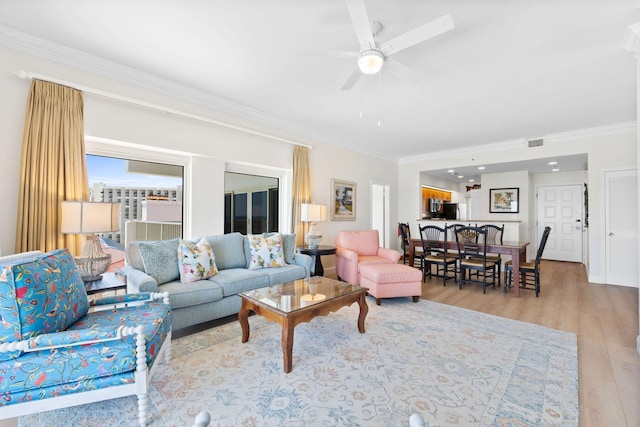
296 245 337 277
84 270 127 297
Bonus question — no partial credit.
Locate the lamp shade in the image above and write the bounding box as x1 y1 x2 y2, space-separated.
61 201 120 234
300 203 327 222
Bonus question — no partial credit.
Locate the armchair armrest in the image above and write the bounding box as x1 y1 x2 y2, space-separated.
90 292 170 312
336 247 358 262
377 247 402 263
0 324 144 354
120 265 159 293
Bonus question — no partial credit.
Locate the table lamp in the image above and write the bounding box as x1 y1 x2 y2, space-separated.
300 203 327 249
61 201 120 282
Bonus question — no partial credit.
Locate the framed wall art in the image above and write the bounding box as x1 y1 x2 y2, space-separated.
331 179 356 220
489 187 519 213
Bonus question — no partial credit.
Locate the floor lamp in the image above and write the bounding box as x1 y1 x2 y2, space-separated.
300 203 327 249
61 201 120 282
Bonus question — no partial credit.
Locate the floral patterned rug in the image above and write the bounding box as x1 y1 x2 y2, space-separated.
20 298 578 426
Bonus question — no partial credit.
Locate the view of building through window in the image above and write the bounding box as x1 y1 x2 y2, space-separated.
87 155 184 247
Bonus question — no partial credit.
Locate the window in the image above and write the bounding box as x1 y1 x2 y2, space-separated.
86 155 184 245
224 172 279 235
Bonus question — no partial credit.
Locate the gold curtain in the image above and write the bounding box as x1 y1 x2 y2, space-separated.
15 79 88 254
291 146 311 247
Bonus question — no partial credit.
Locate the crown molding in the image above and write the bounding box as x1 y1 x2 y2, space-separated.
398 138 524 163
545 121 636 142
0 24 338 148
398 121 637 164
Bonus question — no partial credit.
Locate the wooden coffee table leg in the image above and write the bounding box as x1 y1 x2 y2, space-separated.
282 318 295 373
239 300 250 343
357 292 368 333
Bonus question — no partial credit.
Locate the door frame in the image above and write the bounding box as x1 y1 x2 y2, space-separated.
371 182 391 248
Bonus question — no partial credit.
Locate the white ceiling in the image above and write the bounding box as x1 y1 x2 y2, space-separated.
0 1 637 164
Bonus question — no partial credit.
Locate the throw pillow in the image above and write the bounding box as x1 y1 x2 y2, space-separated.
138 238 180 285
248 234 286 270
178 237 219 283
262 232 296 264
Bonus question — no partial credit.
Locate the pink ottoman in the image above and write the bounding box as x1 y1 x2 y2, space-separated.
359 264 422 305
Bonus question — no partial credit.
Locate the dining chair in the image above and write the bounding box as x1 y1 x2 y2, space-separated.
399 222 423 268
455 226 499 293
469 224 504 286
504 226 551 297
419 224 457 286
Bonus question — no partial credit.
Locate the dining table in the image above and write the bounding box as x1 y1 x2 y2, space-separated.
408 238 530 297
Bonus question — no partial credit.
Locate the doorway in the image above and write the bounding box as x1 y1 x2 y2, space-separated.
371 183 390 247
604 169 638 287
536 184 583 262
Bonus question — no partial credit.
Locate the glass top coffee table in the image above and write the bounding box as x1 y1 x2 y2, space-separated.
238 276 369 373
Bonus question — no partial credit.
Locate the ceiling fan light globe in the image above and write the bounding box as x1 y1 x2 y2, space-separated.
358 50 384 75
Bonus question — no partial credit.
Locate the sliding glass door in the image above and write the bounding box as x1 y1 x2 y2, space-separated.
224 173 278 235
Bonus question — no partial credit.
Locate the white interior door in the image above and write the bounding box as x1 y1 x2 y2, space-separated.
605 169 638 287
371 183 389 247
537 185 583 262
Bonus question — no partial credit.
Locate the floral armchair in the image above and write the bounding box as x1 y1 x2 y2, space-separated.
0 249 171 427
335 230 402 285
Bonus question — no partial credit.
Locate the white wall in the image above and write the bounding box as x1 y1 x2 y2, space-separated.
398 127 637 284
0 47 399 268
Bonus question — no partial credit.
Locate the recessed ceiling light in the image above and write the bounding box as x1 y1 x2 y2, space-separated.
548 161 558 165
478 166 485 170
458 175 464 178
469 179 475 182
552 168 560 172
447 169 454 173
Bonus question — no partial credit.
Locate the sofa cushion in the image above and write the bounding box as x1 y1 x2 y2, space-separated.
0 249 90 361
337 230 380 256
178 237 218 283
206 233 246 270
265 264 306 285
248 234 286 270
138 238 180 285
157 280 224 309
210 268 270 297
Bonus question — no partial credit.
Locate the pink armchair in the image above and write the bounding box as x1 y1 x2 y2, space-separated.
335 230 402 284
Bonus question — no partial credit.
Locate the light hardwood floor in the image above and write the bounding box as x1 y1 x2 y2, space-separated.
2 260 637 427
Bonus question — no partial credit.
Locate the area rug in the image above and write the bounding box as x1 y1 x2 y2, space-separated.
19 298 578 426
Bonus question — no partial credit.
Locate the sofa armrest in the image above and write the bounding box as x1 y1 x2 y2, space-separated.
293 253 312 278
120 265 159 293
377 247 402 263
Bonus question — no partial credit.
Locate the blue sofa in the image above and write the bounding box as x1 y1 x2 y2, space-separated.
0 249 171 427
123 232 311 331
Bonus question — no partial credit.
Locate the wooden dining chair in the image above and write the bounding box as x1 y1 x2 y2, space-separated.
419 224 457 286
469 224 504 286
504 226 551 297
399 222 422 268
455 226 499 293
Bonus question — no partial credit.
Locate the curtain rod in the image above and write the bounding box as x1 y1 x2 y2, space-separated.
13 69 313 150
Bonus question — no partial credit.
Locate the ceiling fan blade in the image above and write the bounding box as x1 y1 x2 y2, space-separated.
385 58 422 85
341 66 362 90
345 0 375 49
380 14 454 56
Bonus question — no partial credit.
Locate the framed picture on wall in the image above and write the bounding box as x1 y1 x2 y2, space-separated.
331 179 356 220
489 187 519 213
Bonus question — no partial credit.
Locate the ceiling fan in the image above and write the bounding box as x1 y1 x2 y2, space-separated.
341 0 454 90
